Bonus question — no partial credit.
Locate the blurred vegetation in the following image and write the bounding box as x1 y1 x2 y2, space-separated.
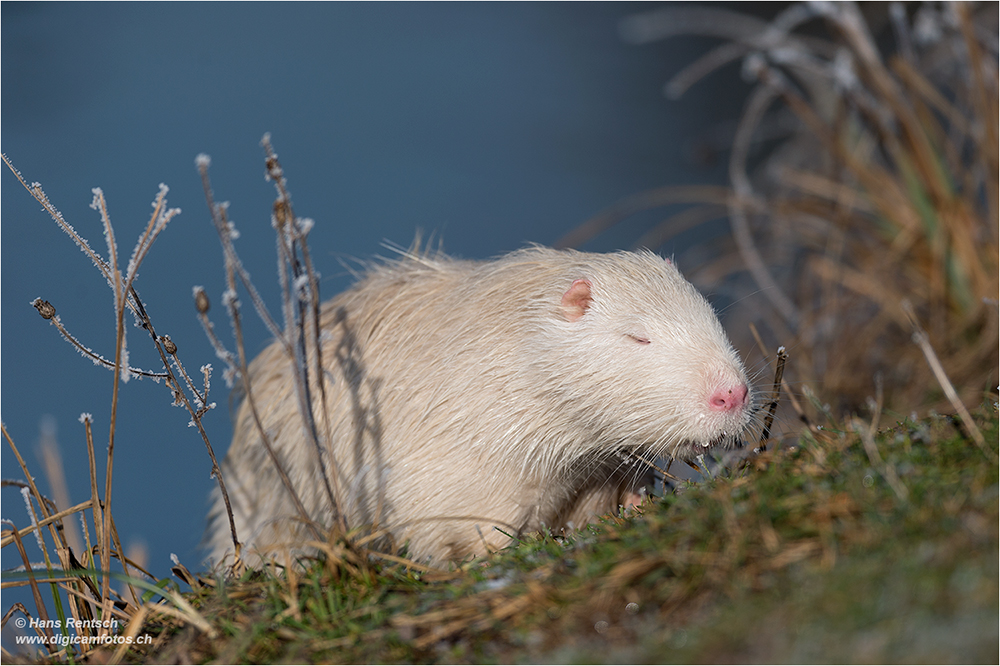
562 2 999 418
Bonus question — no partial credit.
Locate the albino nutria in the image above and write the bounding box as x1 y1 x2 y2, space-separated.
205 246 755 566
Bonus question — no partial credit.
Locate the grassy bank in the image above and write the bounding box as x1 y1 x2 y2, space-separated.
79 401 996 664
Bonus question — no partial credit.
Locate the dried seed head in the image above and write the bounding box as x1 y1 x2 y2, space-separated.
162 335 178 355
272 199 289 229
33 298 56 320
194 288 210 314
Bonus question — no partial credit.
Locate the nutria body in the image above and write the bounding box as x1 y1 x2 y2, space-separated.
205 247 754 566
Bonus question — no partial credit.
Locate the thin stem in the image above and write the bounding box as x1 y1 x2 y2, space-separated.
262 136 343 529
31 301 168 379
756 346 788 454
198 157 322 553
901 300 994 462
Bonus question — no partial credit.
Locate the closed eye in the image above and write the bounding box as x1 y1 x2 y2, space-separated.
626 333 651 345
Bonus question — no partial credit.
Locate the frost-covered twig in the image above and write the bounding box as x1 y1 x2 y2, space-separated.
195 154 285 348
192 286 239 388
5 154 245 617
2 154 117 297
196 154 322 556
164 339 215 418
30 299 169 380
261 134 343 529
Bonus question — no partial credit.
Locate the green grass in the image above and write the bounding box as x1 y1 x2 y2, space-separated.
107 401 997 664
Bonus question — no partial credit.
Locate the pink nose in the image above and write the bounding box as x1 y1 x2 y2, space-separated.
708 384 748 412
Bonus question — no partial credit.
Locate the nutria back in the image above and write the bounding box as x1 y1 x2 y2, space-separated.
205 246 754 565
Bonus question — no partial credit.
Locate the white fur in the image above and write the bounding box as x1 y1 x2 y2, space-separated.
205 247 753 565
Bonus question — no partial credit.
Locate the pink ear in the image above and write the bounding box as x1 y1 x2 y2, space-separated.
561 279 592 322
